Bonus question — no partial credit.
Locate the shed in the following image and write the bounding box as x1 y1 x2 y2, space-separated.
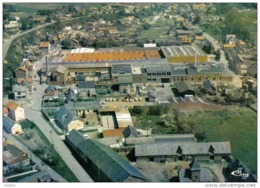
175 81 195 97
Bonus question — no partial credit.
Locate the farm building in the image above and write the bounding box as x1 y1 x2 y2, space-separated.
135 142 231 163
65 130 146 182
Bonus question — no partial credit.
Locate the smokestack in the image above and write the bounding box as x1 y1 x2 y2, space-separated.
45 55 48 76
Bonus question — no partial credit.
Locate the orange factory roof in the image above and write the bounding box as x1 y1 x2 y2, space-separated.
63 50 161 62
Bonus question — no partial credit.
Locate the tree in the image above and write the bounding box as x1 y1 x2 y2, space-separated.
61 39 72 49
130 106 144 115
148 106 162 116
215 49 220 61
195 132 206 142
80 38 89 47
192 15 200 24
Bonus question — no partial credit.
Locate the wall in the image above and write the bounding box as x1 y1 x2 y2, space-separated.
67 119 84 132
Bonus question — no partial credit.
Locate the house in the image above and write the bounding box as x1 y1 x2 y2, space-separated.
44 85 57 97
39 42 51 54
3 116 23 135
178 158 213 182
50 65 68 83
56 106 84 132
65 130 146 182
12 84 29 100
3 106 9 116
203 80 216 95
33 17 45 23
66 88 77 103
77 81 96 97
15 66 28 79
135 142 231 162
175 81 195 97
3 142 30 174
5 101 25 122
144 65 172 83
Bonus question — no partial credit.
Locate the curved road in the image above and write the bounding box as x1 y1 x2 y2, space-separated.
3 16 89 59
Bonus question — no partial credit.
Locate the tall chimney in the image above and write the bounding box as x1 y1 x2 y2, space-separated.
45 55 48 76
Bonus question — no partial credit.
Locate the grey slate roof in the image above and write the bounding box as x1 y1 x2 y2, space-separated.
186 67 198 75
122 126 139 138
203 80 216 91
65 129 85 147
77 139 145 182
111 64 131 75
172 68 187 76
152 134 197 143
176 81 195 93
45 85 56 93
3 116 16 130
56 107 79 129
117 75 133 84
66 88 77 102
78 81 95 89
135 142 231 157
199 65 223 74
12 84 27 92
145 65 172 74
189 158 200 170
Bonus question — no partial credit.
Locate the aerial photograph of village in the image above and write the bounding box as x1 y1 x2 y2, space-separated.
2 2 257 184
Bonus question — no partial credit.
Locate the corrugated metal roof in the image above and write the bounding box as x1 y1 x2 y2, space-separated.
78 139 145 181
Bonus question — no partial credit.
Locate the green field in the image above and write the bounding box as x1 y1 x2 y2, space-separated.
140 29 162 39
192 107 257 174
133 115 175 134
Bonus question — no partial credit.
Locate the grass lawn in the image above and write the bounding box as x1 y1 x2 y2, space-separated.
192 107 257 173
140 29 161 39
133 115 175 134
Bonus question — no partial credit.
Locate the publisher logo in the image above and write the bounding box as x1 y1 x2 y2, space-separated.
231 168 249 180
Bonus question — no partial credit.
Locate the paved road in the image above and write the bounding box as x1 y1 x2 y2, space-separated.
3 131 67 182
3 16 89 59
22 55 93 182
3 22 54 59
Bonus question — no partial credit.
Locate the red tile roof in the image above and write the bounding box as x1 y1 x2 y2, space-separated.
102 128 125 138
5 101 19 111
17 78 25 84
39 42 50 48
15 66 28 72
3 106 9 114
26 78 33 83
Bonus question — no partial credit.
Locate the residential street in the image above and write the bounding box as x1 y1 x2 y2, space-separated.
3 131 67 182
21 54 93 182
